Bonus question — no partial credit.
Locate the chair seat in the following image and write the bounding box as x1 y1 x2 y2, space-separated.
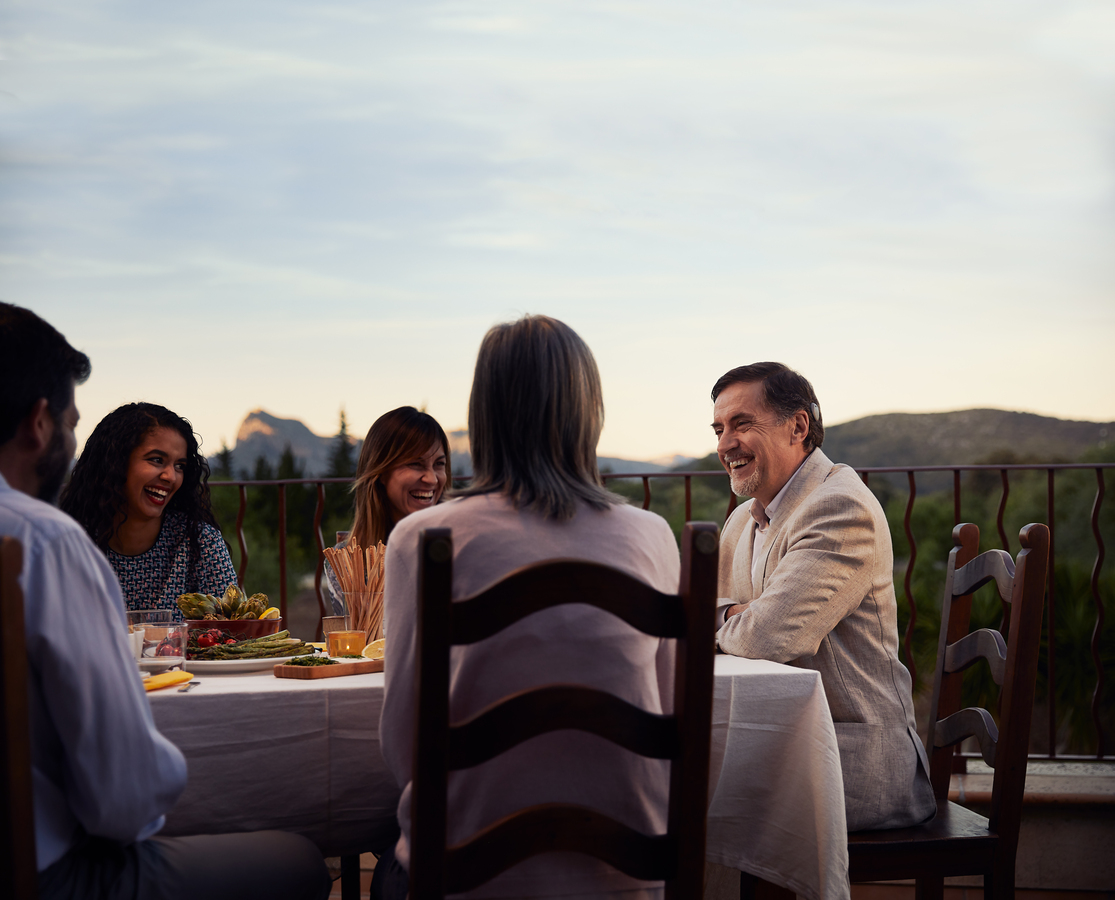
848 801 998 882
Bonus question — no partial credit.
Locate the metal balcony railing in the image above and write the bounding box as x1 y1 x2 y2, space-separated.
209 461 1114 761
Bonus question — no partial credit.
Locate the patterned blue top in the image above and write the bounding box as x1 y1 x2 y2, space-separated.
107 511 239 618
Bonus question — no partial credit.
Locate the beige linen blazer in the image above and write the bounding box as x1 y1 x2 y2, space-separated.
716 448 936 831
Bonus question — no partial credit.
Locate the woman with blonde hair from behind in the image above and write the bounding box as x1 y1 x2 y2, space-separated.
376 315 680 899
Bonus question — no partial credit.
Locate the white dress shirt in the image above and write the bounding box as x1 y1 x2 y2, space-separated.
0 473 187 871
749 458 808 591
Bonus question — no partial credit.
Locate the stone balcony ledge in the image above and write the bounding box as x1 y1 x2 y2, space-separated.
950 760 1115 806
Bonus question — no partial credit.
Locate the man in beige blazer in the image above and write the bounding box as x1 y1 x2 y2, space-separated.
712 361 935 832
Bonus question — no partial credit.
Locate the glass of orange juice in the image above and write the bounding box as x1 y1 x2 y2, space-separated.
324 614 364 656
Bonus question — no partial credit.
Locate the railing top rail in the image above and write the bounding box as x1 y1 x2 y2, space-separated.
209 477 355 487
850 463 1115 473
207 461 1115 490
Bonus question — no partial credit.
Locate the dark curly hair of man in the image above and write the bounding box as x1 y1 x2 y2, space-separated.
60 403 220 584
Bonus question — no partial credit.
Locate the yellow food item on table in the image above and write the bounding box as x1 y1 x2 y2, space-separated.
144 671 194 692
361 639 385 660
259 607 281 620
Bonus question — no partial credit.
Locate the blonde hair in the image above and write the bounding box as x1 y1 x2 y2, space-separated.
349 407 451 546
457 314 617 521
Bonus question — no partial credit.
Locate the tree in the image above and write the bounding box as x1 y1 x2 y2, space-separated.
324 410 358 533
327 409 357 479
212 442 234 480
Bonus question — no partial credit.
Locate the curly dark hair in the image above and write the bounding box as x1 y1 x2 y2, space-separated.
59 403 219 584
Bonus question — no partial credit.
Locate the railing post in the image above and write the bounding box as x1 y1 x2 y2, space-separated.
1090 468 1106 758
313 483 328 640
278 484 288 623
1047 468 1057 758
902 471 918 687
997 470 1011 555
235 485 249 586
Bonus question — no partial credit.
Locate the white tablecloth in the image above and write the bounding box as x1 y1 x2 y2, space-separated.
149 656 848 900
706 656 848 900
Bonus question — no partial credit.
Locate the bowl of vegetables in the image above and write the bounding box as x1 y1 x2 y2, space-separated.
178 584 283 648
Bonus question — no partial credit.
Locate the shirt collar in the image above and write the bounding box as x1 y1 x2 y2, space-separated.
750 452 811 531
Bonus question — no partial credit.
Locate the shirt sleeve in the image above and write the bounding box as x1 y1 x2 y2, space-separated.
24 528 188 843
195 522 239 597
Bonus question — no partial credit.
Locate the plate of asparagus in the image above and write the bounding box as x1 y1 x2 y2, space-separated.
185 630 319 673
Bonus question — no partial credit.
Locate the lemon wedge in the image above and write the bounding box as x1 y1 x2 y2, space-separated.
259 607 281 620
361 639 385 660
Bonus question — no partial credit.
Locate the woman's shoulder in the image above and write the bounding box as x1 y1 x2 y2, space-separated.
389 495 490 542
589 500 676 542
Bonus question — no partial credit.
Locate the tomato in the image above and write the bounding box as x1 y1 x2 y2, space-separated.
196 633 219 648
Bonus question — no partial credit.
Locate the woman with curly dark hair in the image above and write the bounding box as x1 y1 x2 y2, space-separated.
60 402 237 616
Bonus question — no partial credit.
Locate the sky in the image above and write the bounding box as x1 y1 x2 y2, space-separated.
2 0 1113 462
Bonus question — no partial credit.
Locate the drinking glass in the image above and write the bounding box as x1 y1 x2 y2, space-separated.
323 613 365 657
126 610 186 672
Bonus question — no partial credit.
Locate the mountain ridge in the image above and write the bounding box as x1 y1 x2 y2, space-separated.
213 407 1114 478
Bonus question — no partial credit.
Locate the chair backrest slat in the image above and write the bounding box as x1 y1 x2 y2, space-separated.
943 628 1007 684
933 707 999 767
444 804 677 894
951 548 1015 600
449 685 678 770
449 561 685 644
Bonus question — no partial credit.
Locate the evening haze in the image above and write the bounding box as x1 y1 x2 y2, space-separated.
3 1 1113 462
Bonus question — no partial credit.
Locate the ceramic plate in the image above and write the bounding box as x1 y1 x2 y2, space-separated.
184 656 301 673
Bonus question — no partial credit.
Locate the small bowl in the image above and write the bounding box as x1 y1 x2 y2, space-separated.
185 618 282 642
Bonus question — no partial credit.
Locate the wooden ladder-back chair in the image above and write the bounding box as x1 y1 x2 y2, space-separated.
1 537 37 900
848 522 1050 900
409 522 719 900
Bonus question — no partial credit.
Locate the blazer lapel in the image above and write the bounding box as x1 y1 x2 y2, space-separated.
732 505 758 604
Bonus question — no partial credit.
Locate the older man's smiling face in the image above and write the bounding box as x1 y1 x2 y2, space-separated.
712 380 808 507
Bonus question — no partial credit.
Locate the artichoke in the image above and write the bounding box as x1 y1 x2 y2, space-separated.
176 585 271 621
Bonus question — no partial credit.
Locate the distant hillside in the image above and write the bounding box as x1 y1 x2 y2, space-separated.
822 409 1113 469
217 408 1113 481
215 410 669 477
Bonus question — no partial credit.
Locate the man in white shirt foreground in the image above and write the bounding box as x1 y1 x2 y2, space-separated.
0 303 330 900
711 361 935 832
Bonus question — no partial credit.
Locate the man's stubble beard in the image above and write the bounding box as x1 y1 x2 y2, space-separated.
729 465 763 499
36 423 70 505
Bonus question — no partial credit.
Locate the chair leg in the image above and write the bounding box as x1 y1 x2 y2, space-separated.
986 865 1015 900
739 871 795 900
341 853 361 900
914 875 944 900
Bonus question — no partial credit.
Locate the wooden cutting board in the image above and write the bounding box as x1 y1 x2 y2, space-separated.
273 658 384 679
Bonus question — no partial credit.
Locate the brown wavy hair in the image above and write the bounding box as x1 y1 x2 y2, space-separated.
348 406 451 547
456 314 618 520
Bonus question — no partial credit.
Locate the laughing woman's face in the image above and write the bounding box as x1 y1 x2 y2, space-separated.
122 427 188 524
382 442 447 524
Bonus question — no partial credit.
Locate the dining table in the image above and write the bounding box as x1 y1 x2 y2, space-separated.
149 654 849 900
